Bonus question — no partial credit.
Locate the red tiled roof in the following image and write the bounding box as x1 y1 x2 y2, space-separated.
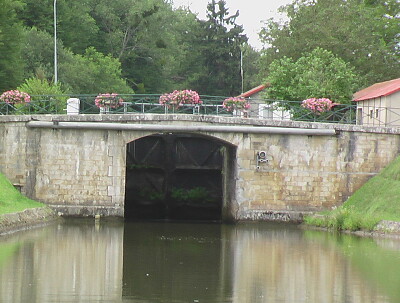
238 84 268 98
353 78 400 101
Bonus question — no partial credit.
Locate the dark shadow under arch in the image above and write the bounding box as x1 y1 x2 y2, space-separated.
124 133 236 222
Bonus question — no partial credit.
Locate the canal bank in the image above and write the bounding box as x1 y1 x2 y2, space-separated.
2 206 400 239
0 207 59 235
0 172 59 235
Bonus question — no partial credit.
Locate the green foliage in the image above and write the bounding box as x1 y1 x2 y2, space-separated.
259 0 400 87
154 7 205 92
0 0 25 91
21 0 98 54
22 29 132 94
305 208 379 231
189 0 248 96
241 45 262 92
137 187 164 201
171 187 215 204
17 77 67 113
60 47 133 94
265 48 359 103
88 0 178 93
10 0 257 94
22 27 57 81
0 173 44 215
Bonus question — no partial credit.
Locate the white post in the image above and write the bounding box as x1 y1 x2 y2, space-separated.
67 98 80 115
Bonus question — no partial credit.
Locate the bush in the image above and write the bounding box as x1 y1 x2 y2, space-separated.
17 78 68 114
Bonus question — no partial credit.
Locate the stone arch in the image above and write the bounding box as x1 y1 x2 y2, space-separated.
123 132 237 222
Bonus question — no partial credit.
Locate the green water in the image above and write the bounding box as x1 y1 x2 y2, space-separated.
0 219 399 303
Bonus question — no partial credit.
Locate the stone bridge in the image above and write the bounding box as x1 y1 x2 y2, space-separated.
1 114 400 222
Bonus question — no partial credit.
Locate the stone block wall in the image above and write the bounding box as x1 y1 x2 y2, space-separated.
233 130 400 220
1 115 400 221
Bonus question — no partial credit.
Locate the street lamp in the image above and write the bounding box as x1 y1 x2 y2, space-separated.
54 0 58 84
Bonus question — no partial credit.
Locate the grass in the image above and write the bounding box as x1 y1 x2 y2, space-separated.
0 173 44 215
305 155 400 231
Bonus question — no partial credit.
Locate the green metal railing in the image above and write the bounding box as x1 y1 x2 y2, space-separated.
0 94 362 125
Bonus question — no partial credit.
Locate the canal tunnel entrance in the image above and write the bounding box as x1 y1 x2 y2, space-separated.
124 134 234 221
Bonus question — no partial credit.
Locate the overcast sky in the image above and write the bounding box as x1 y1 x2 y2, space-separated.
172 0 293 49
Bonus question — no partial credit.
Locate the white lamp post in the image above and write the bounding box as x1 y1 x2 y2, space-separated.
54 0 58 84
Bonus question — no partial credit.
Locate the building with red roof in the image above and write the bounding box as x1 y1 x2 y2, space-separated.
353 78 400 126
237 84 291 120
238 84 268 99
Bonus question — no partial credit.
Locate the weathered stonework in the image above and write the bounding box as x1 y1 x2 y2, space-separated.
0 207 58 235
1 114 400 221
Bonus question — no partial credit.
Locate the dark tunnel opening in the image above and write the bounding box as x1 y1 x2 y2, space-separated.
124 134 229 221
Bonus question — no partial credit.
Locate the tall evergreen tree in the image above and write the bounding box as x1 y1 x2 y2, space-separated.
193 0 248 96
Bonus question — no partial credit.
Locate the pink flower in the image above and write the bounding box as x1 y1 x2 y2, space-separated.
223 97 250 112
94 93 123 108
0 90 31 104
159 90 202 108
301 98 333 114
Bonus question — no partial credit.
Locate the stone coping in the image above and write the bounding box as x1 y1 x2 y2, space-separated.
1 114 400 135
0 207 59 236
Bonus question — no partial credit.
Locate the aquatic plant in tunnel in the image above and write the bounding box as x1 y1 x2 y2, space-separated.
171 187 216 204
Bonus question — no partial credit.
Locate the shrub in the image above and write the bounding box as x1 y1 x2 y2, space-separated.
17 77 68 114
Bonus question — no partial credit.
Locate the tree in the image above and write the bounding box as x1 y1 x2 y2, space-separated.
22 28 132 94
59 47 133 94
259 0 400 87
191 0 248 96
20 0 99 54
16 0 254 94
265 48 360 104
0 0 25 91
155 7 206 92
89 0 175 92
241 44 262 93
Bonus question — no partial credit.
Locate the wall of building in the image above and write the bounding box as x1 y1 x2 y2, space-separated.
386 91 400 126
356 91 400 127
1 114 400 221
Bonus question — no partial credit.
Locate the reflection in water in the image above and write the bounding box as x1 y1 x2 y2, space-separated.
0 219 123 303
0 220 399 302
123 222 232 302
231 225 390 303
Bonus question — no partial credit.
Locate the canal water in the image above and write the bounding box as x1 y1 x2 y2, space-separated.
1 219 400 303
